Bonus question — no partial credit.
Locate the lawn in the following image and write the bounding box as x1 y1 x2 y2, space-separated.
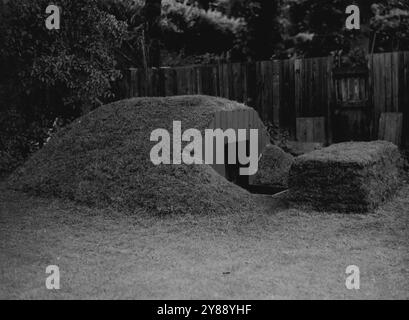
1 178 408 300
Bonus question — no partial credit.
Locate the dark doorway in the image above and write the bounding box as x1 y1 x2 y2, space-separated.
223 140 288 195
224 140 249 189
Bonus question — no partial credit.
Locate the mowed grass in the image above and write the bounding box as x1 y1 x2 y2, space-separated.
8 96 257 216
0 180 408 299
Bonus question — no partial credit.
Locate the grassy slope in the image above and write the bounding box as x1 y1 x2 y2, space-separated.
1 180 408 299
8 96 256 215
295 141 399 164
253 144 294 188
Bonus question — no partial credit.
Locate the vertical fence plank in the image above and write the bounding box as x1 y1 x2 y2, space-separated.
211 65 219 97
392 52 399 112
231 63 240 102
128 68 139 98
241 63 248 105
294 59 302 118
195 66 203 95
258 61 274 122
326 57 334 144
385 53 392 112
311 58 318 115
403 52 409 146
246 62 257 110
272 60 280 125
280 59 292 134
150 67 159 97
218 63 228 99
161 67 176 96
373 53 384 136
288 59 296 138
189 67 197 94
306 58 312 116
379 112 403 145
254 62 262 119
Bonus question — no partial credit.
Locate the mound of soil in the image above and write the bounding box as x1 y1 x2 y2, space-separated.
253 144 294 188
8 96 258 215
288 141 403 212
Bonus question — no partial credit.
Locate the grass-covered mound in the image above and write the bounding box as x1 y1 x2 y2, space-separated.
253 144 294 188
288 141 403 212
8 95 258 215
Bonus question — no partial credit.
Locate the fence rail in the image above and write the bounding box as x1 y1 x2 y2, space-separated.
119 51 409 146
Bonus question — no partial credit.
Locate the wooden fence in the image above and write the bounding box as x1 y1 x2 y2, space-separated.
120 51 409 146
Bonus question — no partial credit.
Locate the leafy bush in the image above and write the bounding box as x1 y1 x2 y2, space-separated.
371 2 409 52
0 0 127 174
0 108 50 176
98 0 147 68
0 0 127 114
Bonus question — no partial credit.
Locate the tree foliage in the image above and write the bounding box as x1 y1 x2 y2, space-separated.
371 1 409 52
161 0 246 61
0 0 127 173
101 0 246 67
283 0 409 57
0 0 127 115
215 0 282 59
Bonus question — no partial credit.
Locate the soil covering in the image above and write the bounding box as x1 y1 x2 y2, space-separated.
253 144 294 188
288 141 403 212
8 95 258 215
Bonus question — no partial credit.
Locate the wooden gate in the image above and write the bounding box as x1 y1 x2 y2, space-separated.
332 67 371 142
